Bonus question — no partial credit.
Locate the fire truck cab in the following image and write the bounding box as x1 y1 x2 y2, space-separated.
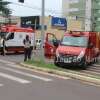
44 31 100 69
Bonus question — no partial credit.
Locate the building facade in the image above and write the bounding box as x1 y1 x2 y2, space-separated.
20 16 66 39
62 0 100 31
0 15 66 39
0 16 20 25
36 16 66 39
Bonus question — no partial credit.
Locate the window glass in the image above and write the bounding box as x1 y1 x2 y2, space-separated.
48 34 57 45
7 32 14 40
69 0 79 4
61 36 88 47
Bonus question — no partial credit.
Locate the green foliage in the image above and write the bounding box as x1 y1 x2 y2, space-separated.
25 59 58 69
0 0 11 16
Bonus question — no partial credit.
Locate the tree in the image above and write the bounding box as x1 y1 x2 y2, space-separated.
0 0 11 16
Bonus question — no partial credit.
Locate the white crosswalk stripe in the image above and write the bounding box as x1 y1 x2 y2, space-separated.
0 59 70 83
6 63 70 80
0 59 15 64
0 67 52 82
0 72 31 84
0 84 4 87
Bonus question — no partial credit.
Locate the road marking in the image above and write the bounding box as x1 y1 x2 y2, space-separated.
0 84 4 87
80 81 100 87
0 72 31 84
0 67 52 82
93 64 100 67
0 59 70 80
0 59 15 64
6 63 70 80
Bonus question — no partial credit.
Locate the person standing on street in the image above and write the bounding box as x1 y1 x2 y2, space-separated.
0 35 6 56
2 37 6 56
23 35 31 61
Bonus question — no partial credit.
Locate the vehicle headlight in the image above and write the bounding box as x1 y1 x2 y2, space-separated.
77 51 85 60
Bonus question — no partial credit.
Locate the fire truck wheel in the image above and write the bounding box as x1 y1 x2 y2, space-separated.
80 58 87 70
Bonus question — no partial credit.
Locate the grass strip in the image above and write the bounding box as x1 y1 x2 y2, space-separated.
25 59 100 80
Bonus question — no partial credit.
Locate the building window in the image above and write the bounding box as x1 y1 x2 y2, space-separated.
69 8 79 12
69 16 77 20
97 18 100 21
69 0 79 4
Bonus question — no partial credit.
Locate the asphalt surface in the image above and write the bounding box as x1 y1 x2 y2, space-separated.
0 54 100 100
0 53 24 63
0 51 44 63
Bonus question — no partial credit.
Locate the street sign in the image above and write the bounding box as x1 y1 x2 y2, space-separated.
51 17 67 30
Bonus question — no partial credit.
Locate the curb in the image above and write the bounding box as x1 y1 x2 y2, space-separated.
93 64 100 67
20 63 100 85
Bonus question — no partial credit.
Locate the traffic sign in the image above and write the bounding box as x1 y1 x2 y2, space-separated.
51 17 67 30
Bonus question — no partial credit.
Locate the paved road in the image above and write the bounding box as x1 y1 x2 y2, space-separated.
0 59 100 100
0 51 43 63
0 53 24 63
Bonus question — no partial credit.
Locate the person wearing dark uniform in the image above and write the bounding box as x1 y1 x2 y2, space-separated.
0 31 6 56
2 37 5 56
23 35 31 61
0 37 5 56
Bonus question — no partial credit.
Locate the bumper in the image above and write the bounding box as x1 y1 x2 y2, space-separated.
55 56 84 66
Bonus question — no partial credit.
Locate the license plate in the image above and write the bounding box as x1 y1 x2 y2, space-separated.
63 58 71 63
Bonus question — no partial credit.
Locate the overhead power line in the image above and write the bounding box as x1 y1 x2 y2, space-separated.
9 2 100 16
9 2 62 15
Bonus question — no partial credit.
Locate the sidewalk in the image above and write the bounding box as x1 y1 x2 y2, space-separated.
20 62 100 86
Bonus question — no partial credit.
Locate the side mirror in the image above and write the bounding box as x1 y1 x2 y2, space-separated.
89 43 94 48
53 40 59 47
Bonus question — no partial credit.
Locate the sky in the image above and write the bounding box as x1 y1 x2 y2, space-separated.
6 0 62 17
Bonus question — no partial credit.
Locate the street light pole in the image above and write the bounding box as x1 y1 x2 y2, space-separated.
41 0 45 61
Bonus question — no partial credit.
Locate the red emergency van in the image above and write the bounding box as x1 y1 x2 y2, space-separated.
44 31 100 69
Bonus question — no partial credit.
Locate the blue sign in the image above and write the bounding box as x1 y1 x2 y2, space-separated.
51 17 67 30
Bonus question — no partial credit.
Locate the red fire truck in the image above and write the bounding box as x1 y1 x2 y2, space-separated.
44 31 100 68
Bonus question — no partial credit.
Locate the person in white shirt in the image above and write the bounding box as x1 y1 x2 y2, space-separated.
23 35 31 61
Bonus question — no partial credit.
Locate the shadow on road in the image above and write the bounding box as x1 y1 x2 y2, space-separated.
6 52 24 56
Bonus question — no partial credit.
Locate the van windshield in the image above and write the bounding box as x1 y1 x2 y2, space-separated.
61 36 88 47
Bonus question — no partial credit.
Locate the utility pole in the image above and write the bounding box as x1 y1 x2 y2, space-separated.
41 0 45 61
35 17 37 30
